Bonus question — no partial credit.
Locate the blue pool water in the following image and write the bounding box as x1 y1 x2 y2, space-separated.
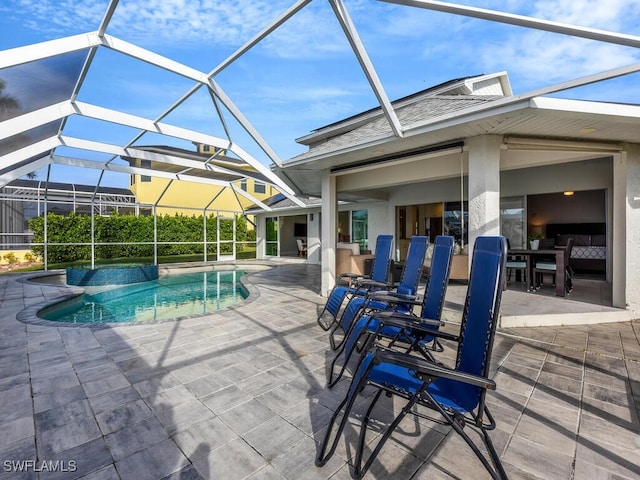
39 270 248 324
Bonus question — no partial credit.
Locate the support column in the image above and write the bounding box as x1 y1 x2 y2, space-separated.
615 145 640 311
467 135 502 270
321 169 337 296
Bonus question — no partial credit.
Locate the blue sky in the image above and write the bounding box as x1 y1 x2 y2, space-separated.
1 0 640 187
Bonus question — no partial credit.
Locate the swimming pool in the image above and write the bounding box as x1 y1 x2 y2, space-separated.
38 270 248 324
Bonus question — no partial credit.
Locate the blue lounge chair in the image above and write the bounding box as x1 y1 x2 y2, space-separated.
316 234 393 331
327 235 428 350
326 235 454 387
316 236 508 480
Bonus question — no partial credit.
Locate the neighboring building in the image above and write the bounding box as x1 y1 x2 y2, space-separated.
253 72 640 320
0 179 136 255
123 143 279 218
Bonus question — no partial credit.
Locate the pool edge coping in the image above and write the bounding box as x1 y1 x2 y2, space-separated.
16 263 274 328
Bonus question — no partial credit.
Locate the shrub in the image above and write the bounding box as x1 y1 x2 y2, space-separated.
28 212 254 263
3 252 18 265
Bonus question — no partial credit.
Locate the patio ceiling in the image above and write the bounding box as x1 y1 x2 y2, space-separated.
1 0 639 209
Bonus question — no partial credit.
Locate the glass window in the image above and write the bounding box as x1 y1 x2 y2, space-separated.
240 179 247 191
500 196 525 249
254 182 266 194
141 160 151 182
351 210 368 251
444 201 468 246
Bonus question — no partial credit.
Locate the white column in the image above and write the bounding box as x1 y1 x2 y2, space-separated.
321 169 337 296
467 135 502 265
306 211 321 263
255 215 265 259
615 145 640 311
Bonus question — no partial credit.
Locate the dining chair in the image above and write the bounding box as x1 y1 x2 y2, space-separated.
296 239 307 257
505 238 527 288
533 237 574 293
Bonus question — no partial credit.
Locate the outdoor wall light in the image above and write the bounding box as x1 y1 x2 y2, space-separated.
563 191 575 196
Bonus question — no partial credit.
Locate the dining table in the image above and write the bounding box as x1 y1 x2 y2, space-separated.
508 248 567 297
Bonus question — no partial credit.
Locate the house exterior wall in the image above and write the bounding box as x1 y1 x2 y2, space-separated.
360 153 615 282
130 176 276 215
266 130 639 319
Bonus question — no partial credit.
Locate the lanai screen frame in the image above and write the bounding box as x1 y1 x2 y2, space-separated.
1 0 639 266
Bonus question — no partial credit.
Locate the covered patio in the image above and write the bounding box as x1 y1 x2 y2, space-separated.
1 262 638 479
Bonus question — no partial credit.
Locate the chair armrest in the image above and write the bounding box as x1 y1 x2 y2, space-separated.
355 278 394 290
375 349 496 390
373 312 458 341
372 310 439 327
339 273 366 281
367 291 420 305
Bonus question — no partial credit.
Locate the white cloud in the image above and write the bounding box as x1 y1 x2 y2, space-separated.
4 0 354 60
530 0 640 31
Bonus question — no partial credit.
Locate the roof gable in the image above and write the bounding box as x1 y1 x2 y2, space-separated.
295 72 511 149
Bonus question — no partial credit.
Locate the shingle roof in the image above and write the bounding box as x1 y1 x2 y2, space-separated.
288 95 500 162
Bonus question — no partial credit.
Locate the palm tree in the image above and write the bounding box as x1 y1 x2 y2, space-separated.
0 78 19 116
0 78 31 178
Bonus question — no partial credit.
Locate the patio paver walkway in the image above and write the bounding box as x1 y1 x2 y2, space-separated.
0 263 639 479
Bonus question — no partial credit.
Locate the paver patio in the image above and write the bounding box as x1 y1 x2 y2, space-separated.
0 263 638 479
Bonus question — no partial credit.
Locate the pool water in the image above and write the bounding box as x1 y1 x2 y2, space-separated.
39 270 247 324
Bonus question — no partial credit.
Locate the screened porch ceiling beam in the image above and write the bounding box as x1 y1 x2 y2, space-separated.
230 185 271 212
0 136 62 175
0 100 297 199
382 0 640 48
0 102 74 140
59 137 251 177
1 33 290 178
97 33 286 169
0 106 283 188
329 0 403 138
0 33 99 69
98 34 209 83
51 155 245 190
0 156 52 187
52 154 273 211
71 101 297 197
210 0 312 77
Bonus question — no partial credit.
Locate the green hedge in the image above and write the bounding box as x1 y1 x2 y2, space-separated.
28 212 253 263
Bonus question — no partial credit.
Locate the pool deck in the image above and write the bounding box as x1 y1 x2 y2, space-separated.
0 262 639 479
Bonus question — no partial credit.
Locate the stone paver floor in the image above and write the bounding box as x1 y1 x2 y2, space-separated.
0 263 639 479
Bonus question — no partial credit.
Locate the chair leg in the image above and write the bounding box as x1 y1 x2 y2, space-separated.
424 391 509 480
314 381 361 468
354 388 421 479
316 353 376 468
328 316 371 388
329 297 366 351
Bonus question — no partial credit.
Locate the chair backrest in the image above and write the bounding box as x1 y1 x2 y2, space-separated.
370 235 394 283
564 237 575 267
421 236 454 322
297 239 304 249
396 236 429 296
451 236 507 409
